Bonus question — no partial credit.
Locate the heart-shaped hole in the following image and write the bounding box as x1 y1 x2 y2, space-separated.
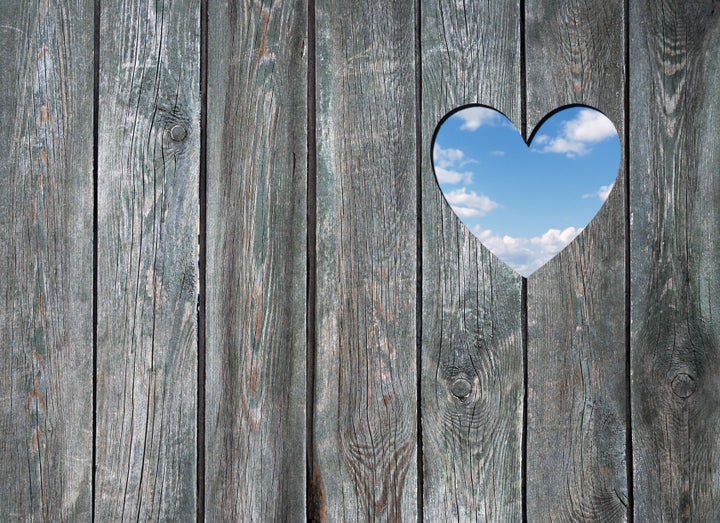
432 105 620 276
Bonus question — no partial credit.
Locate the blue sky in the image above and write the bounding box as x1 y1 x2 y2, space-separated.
433 106 620 276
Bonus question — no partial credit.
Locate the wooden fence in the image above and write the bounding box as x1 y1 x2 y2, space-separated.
1 0 719 520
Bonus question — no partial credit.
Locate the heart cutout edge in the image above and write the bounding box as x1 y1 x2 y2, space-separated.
431 103 621 277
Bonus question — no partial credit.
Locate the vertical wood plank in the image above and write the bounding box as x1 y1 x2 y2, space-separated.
525 1 628 520
0 0 93 519
420 1 525 520
95 0 199 519
312 0 418 519
630 1 720 519
205 1 307 520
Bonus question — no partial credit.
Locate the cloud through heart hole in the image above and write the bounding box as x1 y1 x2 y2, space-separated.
432 104 620 276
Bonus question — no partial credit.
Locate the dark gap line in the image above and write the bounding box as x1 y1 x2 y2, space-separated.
519 0 528 521
414 0 424 519
197 0 208 519
521 277 528 523
623 0 633 520
305 0 317 518
92 0 100 519
519 0 527 139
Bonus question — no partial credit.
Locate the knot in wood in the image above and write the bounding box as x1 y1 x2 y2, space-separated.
450 378 472 399
169 124 187 142
671 373 696 399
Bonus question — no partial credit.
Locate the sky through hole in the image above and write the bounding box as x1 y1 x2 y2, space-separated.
433 105 620 276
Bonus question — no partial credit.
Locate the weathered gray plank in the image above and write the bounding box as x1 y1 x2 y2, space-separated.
525 1 628 520
0 0 93 519
311 0 418 519
420 1 524 520
95 0 199 519
205 1 307 520
630 1 720 519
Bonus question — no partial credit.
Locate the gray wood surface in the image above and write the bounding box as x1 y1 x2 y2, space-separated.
94 0 199 519
4 1 720 520
630 1 720 519
0 0 94 519
525 1 628 521
420 1 525 520
205 1 307 520
311 0 418 519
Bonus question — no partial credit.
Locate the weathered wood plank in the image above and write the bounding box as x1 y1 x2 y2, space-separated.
95 0 199 519
311 0 418 519
205 1 307 520
420 1 524 520
0 0 93 519
524 1 628 520
630 1 720 519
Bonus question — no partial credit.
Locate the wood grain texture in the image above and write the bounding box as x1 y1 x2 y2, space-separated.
95 0 199 519
312 0 418 520
524 1 628 521
421 1 525 520
0 0 93 519
630 1 720 519
205 1 307 520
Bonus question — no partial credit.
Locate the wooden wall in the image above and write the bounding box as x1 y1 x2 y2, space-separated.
1 0 718 521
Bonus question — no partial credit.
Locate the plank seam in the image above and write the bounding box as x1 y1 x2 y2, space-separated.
414 0 424 519
624 0 633 519
520 1 528 521
92 0 100 519
306 0 318 518
519 0 527 139
197 0 208 519
521 277 528 523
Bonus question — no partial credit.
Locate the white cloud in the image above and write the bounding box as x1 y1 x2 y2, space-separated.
490 150 506 156
564 110 617 143
445 187 499 217
470 225 583 276
433 144 473 184
453 206 485 218
598 183 613 201
534 109 617 158
435 166 470 184
472 226 530 256
453 107 502 131
582 182 614 201
538 136 588 157
530 227 581 254
433 144 464 169
470 225 537 275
